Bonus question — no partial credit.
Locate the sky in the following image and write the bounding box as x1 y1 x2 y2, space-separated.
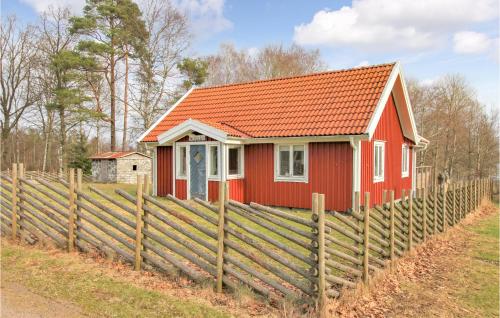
2 0 499 110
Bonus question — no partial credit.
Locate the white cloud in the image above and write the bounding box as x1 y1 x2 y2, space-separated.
356 60 370 67
173 0 232 35
20 0 232 36
419 77 439 86
453 31 493 54
20 0 85 14
294 0 498 51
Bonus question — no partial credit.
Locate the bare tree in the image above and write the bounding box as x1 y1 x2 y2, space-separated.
130 0 191 138
204 43 326 86
0 16 39 169
408 74 499 180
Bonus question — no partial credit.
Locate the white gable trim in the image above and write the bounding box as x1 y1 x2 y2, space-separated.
157 119 228 145
365 62 420 144
137 87 195 143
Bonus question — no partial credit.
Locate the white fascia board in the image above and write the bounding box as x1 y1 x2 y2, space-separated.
157 119 228 145
398 64 419 144
365 62 420 144
231 134 369 145
136 87 195 143
365 62 400 141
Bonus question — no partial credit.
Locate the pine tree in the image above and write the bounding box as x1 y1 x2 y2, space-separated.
67 135 92 175
70 0 149 151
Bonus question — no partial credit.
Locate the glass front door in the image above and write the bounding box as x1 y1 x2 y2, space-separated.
189 145 206 200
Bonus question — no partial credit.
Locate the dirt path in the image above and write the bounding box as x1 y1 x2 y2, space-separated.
1 280 88 318
330 202 499 318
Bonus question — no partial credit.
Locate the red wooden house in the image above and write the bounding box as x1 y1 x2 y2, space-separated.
139 62 428 211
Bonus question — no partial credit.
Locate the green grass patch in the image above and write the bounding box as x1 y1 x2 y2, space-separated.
1 241 231 318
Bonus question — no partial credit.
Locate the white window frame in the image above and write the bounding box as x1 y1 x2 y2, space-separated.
207 144 220 180
401 143 409 178
175 144 187 179
226 145 244 179
373 141 385 183
274 143 308 183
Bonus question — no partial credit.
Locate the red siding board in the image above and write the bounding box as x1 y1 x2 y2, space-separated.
361 94 413 206
176 179 187 199
208 181 219 202
157 146 173 196
244 142 352 211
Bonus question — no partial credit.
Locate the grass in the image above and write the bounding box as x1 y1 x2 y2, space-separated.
0 178 379 301
452 208 499 317
1 239 232 318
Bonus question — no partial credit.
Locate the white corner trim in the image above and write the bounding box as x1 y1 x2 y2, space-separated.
365 62 400 140
349 137 361 208
137 87 195 143
157 119 228 145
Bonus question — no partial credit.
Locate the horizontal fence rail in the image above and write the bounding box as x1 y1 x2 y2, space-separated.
0 163 494 317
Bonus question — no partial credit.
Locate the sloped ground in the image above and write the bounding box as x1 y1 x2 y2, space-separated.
329 201 499 318
0 239 279 318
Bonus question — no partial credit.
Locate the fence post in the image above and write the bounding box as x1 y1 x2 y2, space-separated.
317 193 326 318
18 163 25 233
389 190 395 261
408 190 413 250
362 192 370 284
11 163 18 239
76 169 82 248
68 168 75 252
216 181 227 293
135 175 143 271
422 188 427 240
354 191 362 268
452 183 456 225
442 186 448 230
432 182 438 233
142 174 150 264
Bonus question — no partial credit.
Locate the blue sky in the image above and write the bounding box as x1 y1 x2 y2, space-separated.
3 0 499 110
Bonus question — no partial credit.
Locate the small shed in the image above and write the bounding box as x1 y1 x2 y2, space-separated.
90 151 152 184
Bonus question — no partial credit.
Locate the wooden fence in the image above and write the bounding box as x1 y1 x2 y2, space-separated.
0 163 493 316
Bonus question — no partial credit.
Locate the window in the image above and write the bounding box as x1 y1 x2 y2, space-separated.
208 145 219 179
227 146 243 178
402 144 409 177
176 145 187 178
374 141 385 182
275 144 308 182
132 165 137 171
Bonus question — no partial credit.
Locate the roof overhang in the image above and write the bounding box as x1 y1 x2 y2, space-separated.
157 119 230 145
365 61 421 144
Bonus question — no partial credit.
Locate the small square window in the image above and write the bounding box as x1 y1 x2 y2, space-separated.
132 165 137 171
275 144 308 182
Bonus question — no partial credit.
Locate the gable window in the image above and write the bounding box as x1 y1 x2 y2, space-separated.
275 144 308 182
208 145 220 179
132 164 137 171
176 145 187 179
374 141 385 183
402 144 409 178
227 145 244 178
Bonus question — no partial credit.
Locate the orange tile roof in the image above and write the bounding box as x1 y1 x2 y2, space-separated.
142 62 396 142
90 151 149 159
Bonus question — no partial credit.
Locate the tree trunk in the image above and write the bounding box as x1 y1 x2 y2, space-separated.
122 50 129 151
110 44 116 151
59 107 66 175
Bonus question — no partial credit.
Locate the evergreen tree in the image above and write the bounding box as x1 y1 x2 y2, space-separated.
70 0 149 151
67 135 92 175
